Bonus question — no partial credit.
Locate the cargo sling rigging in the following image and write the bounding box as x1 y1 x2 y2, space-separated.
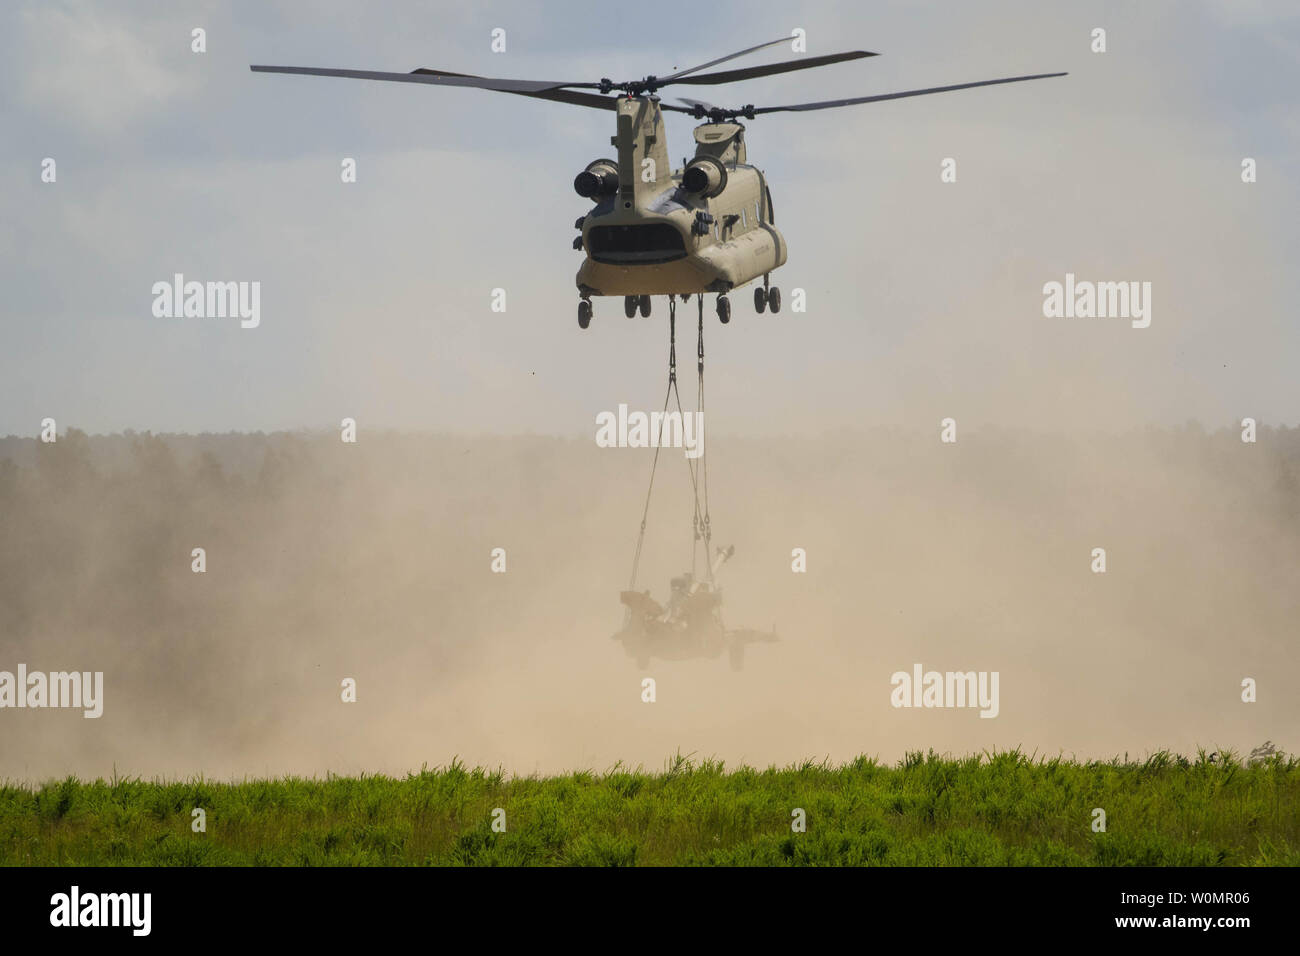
627 294 713 596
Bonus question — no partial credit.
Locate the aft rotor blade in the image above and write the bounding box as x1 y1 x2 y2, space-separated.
750 72 1067 113
660 37 792 81
250 64 588 94
410 68 618 109
666 50 877 87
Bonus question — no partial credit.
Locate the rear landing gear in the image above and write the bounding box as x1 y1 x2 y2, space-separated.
754 278 781 314
716 295 731 324
578 299 592 329
638 294 651 318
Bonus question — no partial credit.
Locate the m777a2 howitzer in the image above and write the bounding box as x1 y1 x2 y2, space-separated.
615 545 776 671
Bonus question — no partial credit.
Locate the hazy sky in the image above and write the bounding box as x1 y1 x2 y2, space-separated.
3 0 1297 437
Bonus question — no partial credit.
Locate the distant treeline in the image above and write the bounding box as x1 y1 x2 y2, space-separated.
2 424 1299 510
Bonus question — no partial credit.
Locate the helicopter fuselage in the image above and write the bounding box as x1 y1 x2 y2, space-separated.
575 96 786 298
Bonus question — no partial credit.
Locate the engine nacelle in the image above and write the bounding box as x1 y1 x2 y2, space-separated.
681 156 728 198
574 158 619 200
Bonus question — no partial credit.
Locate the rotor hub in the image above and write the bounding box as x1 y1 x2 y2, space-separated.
690 103 756 123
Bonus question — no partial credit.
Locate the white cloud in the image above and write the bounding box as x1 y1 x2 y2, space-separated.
14 1 202 131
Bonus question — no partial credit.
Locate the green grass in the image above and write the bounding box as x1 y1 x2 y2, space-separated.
2 749 1297 866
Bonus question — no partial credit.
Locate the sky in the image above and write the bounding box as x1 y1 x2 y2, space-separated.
2 0 1298 438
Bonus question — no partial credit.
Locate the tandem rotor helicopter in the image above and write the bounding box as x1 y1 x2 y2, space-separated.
251 38 1065 328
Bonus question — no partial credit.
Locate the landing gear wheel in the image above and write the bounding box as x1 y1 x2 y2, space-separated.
768 287 781 314
638 294 651 318
623 296 637 318
578 299 592 329
753 286 767 314
716 295 731 324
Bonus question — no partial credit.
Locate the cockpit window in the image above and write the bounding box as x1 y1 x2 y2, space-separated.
587 223 686 264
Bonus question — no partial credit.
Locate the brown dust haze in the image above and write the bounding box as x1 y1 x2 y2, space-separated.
0 423 1297 782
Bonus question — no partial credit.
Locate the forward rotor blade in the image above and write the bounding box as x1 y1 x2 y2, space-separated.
660 37 792 81
666 50 877 87
750 71 1067 114
250 64 588 94
410 68 618 110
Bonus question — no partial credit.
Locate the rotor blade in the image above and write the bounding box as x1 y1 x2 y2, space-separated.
667 97 718 119
250 64 589 94
410 67 618 110
660 37 792 81
750 71 1067 114
666 50 877 87
676 97 719 110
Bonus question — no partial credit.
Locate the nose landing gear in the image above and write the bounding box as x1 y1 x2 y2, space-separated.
578 298 592 329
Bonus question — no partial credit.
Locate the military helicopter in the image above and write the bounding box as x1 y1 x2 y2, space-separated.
251 39 1065 328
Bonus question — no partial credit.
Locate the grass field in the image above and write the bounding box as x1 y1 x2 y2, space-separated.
2 749 1297 866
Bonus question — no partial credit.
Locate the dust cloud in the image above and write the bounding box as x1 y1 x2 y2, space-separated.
1 422 1296 783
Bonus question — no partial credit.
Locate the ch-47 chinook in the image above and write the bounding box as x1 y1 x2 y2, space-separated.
251 39 1065 328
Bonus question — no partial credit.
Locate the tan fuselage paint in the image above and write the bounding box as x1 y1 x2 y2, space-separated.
577 96 787 297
